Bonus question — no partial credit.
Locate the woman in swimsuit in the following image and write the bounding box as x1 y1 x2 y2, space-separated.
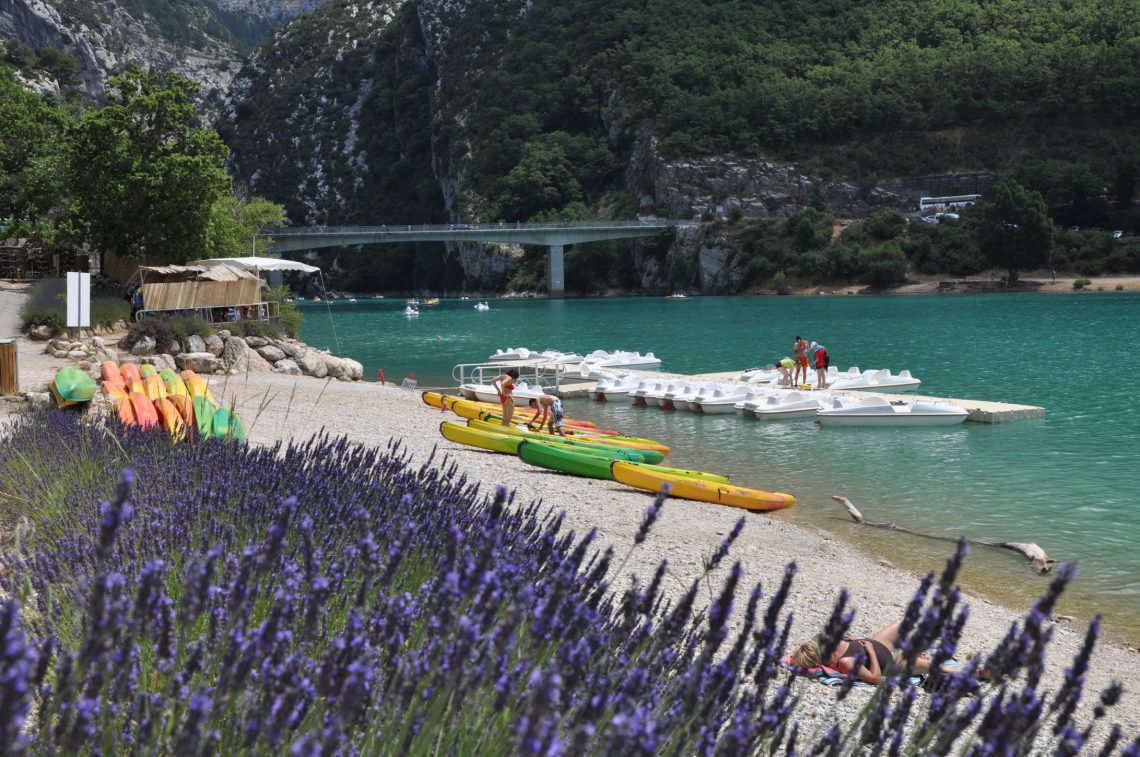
791 620 956 685
491 368 520 427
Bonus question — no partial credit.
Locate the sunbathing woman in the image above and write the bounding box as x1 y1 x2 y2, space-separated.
790 620 975 685
491 368 520 427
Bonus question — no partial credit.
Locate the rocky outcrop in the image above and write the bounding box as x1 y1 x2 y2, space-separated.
222 336 274 373
176 352 223 373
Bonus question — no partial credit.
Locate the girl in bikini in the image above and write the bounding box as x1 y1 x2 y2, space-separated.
491 368 520 427
791 620 975 685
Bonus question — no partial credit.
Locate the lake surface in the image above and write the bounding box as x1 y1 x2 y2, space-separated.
300 293 1140 643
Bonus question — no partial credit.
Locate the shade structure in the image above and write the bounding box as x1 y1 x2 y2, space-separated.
188 257 322 274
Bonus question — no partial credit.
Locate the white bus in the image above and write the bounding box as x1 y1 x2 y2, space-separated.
918 194 981 212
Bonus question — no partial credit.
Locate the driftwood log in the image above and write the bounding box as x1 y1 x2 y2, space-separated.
831 496 1056 574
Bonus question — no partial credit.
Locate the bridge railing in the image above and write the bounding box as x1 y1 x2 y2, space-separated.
262 219 695 236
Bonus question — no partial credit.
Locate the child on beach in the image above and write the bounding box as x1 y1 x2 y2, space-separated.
527 394 566 436
491 368 520 426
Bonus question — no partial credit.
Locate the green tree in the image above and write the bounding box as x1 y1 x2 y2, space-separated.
0 67 70 222
205 195 287 258
68 68 230 264
977 180 1054 285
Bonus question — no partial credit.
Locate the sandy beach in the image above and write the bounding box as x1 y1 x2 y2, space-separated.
2 280 1138 743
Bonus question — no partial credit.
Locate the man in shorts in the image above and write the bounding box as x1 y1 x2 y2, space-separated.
792 336 810 387
527 394 566 436
810 341 829 389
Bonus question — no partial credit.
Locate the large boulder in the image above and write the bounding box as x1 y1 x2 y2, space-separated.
342 357 364 381
295 351 327 379
185 334 206 354
222 337 273 373
273 358 303 375
160 340 181 356
324 355 349 380
130 336 155 356
245 336 269 348
49 338 70 352
175 352 222 373
29 325 53 340
257 345 287 363
275 340 304 358
204 335 224 356
150 354 177 372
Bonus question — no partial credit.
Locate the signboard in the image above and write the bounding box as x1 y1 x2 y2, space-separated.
66 271 91 329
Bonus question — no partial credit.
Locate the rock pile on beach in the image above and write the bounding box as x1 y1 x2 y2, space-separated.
43 330 365 381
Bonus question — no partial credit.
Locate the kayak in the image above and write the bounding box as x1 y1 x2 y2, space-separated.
101 361 124 388
164 373 189 397
153 397 187 441
440 421 522 454
50 368 97 407
129 393 159 430
159 368 177 382
192 396 215 437
114 396 136 426
169 394 195 426
185 376 218 406
142 373 168 402
119 363 143 385
625 462 731 484
212 407 247 441
467 419 664 464
517 440 616 480
102 380 128 401
610 462 794 512
140 364 157 378
438 395 609 432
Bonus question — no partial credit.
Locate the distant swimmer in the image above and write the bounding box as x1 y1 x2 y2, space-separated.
527 394 566 436
491 368 520 426
810 341 829 389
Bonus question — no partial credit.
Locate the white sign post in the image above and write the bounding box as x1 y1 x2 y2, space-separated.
66 271 91 335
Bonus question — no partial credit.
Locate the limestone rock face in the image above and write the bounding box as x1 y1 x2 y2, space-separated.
274 358 303 375
295 351 327 378
176 353 222 373
204 335 225 356
257 345 287 363
130 336 156 356
186 335 207 354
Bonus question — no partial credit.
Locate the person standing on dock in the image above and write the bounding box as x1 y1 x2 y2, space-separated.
810 341 829 390
793 336 809 388
527 394 567 436
775 357 796 386
491 368 520 426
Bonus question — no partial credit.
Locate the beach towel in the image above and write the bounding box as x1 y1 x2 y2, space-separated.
780 656 964 689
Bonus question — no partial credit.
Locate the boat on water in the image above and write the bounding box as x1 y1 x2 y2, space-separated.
828 368 921 393
665 292 688 299
670 381 719 411
469 380 549 405
592 374 642 401
488 346 532 360
404 306 420 316
629 379 666 406
474 302 490 311
582 350 662 369
745 390 826 420
691 385 752 414
815 394 967 427
423 297 440 306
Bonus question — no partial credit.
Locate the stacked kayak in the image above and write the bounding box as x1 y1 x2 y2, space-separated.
50 367 97 408
95 362 245 441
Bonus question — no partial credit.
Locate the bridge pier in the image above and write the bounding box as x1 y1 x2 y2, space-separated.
547 244 565 298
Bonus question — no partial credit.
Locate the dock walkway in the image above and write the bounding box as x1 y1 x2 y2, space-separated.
556 368 1043 423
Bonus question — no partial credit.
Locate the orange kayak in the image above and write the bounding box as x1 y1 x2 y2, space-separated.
101 361 125 388
154 397 186 441
169 394 195 426
115 397 137 426
143 373 168 402
129 393 158 430
102 380 128 401
120 363 142 385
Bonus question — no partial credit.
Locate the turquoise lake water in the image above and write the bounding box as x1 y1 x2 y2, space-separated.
300 293 1140 643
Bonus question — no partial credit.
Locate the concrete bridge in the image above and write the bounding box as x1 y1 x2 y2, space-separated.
260 219 696 297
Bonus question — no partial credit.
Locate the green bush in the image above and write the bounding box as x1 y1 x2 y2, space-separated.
90 300 130 329
859 242 909 288
230 318 281 339
1072 278 1092 290
167 315 214 342
19 305 65 336
1116 284 1125 291
267 285 304 336
122 319 176 350
771 270 787 294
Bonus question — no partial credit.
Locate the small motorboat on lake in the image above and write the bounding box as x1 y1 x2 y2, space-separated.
815 394 967 427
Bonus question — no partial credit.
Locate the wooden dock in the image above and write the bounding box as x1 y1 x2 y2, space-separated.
556 368 1044 423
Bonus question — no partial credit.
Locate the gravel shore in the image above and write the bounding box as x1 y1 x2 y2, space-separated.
3 277 1137 745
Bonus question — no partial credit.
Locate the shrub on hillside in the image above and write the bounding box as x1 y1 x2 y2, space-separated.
859 242 910 287
19 278 129 335
0 412 1133 754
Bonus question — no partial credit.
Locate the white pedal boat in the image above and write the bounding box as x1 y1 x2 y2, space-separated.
592 374 642 401
828 368 921 393
691 385 752 414
816 395 967 427
488 347 533 361
747 390 826 421
588 350 662 369
670 382 717 411
471 381 549 405
629 379 665 407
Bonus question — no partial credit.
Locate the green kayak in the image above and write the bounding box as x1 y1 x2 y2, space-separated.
517 440 616 480
50 367 97 407
192 396 215 438
212 407 247 441
467 419 664 464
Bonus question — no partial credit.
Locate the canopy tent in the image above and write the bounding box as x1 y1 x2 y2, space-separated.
188 256 321 274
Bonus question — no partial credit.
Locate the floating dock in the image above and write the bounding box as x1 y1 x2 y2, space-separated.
557 368 1044 423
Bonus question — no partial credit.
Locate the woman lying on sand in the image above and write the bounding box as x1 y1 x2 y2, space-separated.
791 620 984 685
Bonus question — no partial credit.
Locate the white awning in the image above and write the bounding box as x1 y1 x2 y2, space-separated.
188 256 322 274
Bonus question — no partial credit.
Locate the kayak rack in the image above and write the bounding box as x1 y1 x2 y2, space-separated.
451 361 565 394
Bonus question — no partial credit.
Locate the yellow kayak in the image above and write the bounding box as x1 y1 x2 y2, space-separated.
611 461 794 512
466 419 665 464
164 373 190 397
143 373 168 402
440 422 522 454
185 375 218 406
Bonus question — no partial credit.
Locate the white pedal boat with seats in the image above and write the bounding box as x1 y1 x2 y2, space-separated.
828 368 921 393
670 382 717 411
488 347 533 361
691 385 752 414
587 350 662 369
747 390 826 420
629 379 665 407
592 374 642 401
816 394 967 427
470 381 549 405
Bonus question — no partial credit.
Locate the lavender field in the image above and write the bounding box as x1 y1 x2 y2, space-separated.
0 411 1134 755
